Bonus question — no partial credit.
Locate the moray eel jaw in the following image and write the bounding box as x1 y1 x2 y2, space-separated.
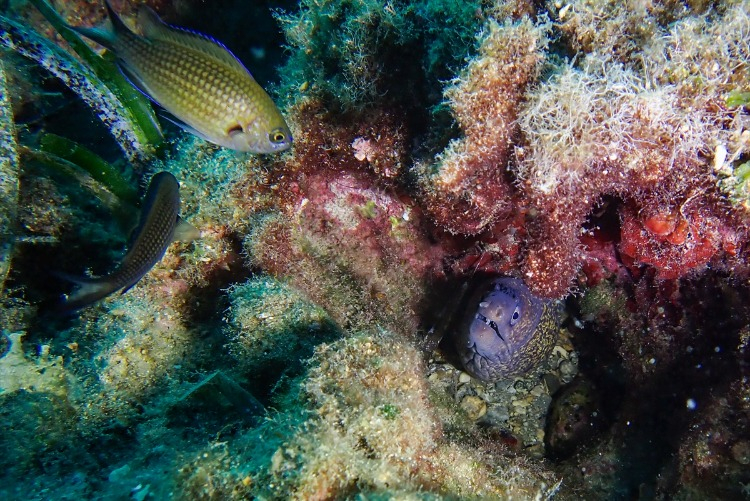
455 277 557 381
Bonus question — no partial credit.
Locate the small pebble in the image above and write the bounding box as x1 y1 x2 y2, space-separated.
460 395 487 420
486 404 510 423
559 360 576 379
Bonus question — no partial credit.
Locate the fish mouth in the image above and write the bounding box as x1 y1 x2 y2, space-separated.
271 141 293 153
475 312 505 341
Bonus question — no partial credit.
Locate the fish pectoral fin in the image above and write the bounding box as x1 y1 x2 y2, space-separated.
173 217 201 242
52 270 98 285
158 111 213 142
117 60 165 104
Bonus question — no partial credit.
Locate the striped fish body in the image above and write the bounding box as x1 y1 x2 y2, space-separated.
112 171 181 291
76 2 292 153
59 172 195 311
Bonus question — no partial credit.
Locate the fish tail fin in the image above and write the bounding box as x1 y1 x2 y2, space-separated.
71 0 131 50
103 0 132 38
53 271 117 312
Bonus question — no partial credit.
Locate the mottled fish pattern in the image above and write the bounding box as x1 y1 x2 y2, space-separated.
58 171 198 311
74 1 292 153
454 277 557 381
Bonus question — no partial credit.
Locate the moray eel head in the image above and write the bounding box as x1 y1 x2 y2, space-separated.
455 277 557 381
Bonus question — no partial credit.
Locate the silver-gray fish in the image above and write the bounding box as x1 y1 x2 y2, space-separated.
58 171 199 311
74 1 292 153
454 277 557 381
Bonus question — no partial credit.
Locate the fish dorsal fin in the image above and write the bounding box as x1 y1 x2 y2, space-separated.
136 6 251 75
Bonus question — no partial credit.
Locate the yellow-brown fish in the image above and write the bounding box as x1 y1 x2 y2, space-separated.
74 1 292 153
57 171 199 311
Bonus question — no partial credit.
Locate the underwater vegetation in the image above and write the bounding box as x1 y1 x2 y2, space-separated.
1 0 750 499
0 0 163 161
0 57 20 301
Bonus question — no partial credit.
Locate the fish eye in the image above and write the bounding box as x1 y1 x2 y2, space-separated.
510 306 521 326
269 128 287 144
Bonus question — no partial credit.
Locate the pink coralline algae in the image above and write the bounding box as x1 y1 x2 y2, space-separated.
256 7 750 303
248 167 445 337
618 196 744 280
415 5 750 298
415 18 549 236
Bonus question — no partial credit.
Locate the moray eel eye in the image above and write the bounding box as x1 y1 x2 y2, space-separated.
270 128 287 144
510 306 521 326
